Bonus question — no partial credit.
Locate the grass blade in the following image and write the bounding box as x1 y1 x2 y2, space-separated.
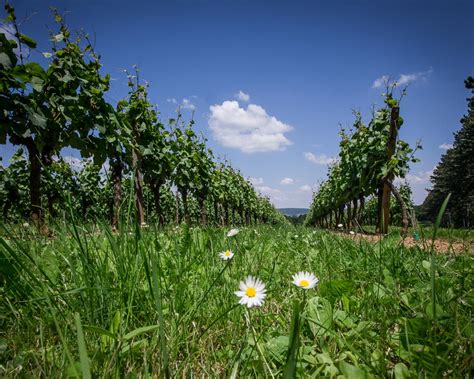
152 259 170 378
283 300 301 378
75 313 91 379
123 325 160 341
430 193 451 377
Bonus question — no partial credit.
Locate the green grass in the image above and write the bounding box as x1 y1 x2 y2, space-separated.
0 223 472 377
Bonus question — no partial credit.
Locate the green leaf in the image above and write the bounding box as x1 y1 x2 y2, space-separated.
394 362 410 379
83 326 116 340
266 336 289 364
388 98 398 107
306 296 333 337
74 313 91 379
32 113 47 128
383 268 395 288
31 76 44 92
123 325 160 341
334 309 356 328
42 52 53 58
283 300 301 378
372 283 388 299
120 338 148 354
320 279 354 301
315 352 339 376
0 52 12 69
422 260 431 271
67 362 82 378
425 301 445 320
24 62 45 76
339 361 368 379
19 33 37 48
59 72 74 83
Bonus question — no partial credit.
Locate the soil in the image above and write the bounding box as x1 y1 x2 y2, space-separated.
334 231 473 254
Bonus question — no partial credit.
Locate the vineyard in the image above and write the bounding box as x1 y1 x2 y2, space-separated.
0 5 285 229
304 89 420 235
1 3 473 379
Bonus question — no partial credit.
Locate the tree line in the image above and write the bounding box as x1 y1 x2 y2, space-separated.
419 77 474 228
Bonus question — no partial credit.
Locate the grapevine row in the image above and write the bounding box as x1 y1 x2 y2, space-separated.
0 5 286 228
304 92 420 234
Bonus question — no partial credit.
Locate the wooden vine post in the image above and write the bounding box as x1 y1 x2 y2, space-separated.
132 135 146 226
380 106 399 234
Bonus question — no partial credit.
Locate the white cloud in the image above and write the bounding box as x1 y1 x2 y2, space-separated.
249 177 264 186
0 22 30 59
372 68 433 89
256 185 282 197
299 184 312 192
405 170 433 184
181 98 196 110
257 185 317 208
304 152 335 165
439 143 453 150
167 97 196 110
247 179 319 208
398 68 433 85
395 169 432 186
397 73 418 86
254 185 285 205
394 168 434 204
372 75 390 89
235 90 250 102
0 23 15 39
208 100 293 153
280 177 294 185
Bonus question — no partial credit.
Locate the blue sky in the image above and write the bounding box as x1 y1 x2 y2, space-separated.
1 0 473 207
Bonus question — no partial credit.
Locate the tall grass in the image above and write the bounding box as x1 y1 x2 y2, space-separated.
0 222 472 377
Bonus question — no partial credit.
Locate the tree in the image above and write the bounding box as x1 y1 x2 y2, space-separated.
141 116 173 227
0 4 287 229
0 150 29 220
171 120 202 224
305 89 419 234
421 77 474 227
0 6 110 225
117 69 157 226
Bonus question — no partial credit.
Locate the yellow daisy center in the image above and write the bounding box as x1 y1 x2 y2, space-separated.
299 279 310 288
225 250 231 256
246 287 257 297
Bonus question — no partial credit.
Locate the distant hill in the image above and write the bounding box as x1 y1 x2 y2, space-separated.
278 208 309 216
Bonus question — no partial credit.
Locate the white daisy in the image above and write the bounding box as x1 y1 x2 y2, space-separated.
235 276 266 308
292 271 319 289
219 249 234 260
227 228 240 237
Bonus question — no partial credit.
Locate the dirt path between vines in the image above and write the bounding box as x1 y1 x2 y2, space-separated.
335 232 473 254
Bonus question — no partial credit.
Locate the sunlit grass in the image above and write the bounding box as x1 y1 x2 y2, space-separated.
0 223 472 377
